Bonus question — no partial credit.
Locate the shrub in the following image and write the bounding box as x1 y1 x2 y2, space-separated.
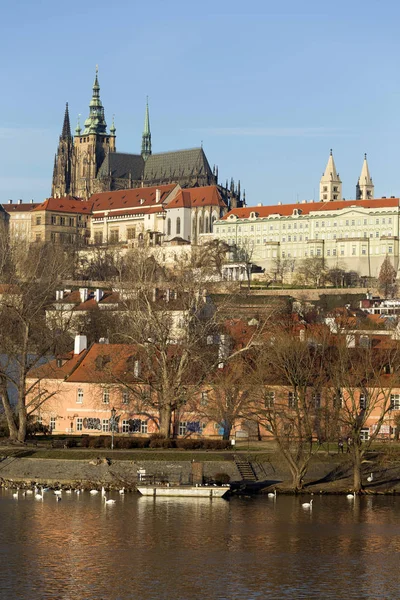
65 438 77 448
202 439 231 450
149 438 176 449
176 439 204 450
214 472 230 485
88 436 102 448
114 437 150 449
79 436 90 448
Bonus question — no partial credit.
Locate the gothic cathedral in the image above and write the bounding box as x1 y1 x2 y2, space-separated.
51 69 243 208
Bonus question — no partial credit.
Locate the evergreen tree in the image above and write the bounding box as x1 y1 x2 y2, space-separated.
378 255 397 298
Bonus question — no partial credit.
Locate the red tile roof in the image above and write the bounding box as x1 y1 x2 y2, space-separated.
90 184 176 212
66 344 138 383
33 197 93 214
92 206 166 219
54 289 119 310
167 186 226 209
2 203 40 212
222 198 400 220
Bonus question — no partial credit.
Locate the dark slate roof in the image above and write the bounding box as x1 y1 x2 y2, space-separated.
143 148 213 183
97 152 144 181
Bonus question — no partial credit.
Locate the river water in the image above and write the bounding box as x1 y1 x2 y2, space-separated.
0 489 399 600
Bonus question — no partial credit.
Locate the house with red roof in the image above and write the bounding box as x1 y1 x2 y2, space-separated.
88 183 229 247
30 196 93 244
1 200 39 242
213 196 400 279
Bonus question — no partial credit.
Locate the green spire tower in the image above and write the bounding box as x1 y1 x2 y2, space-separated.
141 97 152 160
83 66 107 135
72 66 116 199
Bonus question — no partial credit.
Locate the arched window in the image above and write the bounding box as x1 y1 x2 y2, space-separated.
205 216 209 232
199 216 204 234
176 217 181 236
167 218 171 236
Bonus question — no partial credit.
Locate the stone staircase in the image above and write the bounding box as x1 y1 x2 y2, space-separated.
234 454 258 482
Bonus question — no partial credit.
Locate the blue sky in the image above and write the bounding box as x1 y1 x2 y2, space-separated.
1 0 400 206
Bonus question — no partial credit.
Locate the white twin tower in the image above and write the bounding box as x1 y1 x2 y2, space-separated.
320 150 374 202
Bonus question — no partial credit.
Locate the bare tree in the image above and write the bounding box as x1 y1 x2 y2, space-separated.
193 239 231 277
269 256 295 288
295 257 328 288
189 354 255 440
252 326 334 490
328 337 400 492
0 242 73 442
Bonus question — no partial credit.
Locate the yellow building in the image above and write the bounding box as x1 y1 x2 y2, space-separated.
31 197 92 244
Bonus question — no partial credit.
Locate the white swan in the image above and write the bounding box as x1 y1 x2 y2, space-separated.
25 489 33 495
302 499 313 509
65 489 72 494
104 497 116 505
54 490 62 496
35 491 44 500
90 489 99 495
119 487 125 495
267 489 276 499
367 473 373 483
12 491 18 499
347 493 355 499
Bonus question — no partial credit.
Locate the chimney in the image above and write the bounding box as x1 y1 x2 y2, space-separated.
30 199 34 204
79 288 89 303
8 200 12 204
156 188 161 203
218 334 231 367
134 360 141 378
74 335 87 355
95 288 104 303
18 199 22 205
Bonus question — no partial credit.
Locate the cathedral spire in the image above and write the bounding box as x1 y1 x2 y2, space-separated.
356 153 374 200
83 66 107 135
320 149 342 201
141 97 152 160
52 103 74 197
61 102 72 140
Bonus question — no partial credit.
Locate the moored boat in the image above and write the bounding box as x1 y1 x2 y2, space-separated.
137 485 229 498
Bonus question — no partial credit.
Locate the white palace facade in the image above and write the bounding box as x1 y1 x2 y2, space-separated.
212 153 400 278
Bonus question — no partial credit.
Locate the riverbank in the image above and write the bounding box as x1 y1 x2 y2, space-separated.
1 447 400 494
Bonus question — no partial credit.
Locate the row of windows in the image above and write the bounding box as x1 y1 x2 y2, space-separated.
263 391 400 410
167 217 181 236
75 418 148 433
219 216 394 235
76 389 131 404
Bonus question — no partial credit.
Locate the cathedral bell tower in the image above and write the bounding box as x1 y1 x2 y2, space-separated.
72 67 116 199
52 103 73 197
319 149 342 202
356 154 374 199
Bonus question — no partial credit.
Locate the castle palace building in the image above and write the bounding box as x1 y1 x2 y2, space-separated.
52 69 242 208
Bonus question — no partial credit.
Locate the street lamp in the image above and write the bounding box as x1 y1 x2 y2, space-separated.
110 407 117 451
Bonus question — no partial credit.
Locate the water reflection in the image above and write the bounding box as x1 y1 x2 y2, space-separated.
1 489 400 599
